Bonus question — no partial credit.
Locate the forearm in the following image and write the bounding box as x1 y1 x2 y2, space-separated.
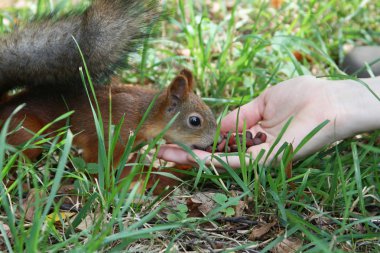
332 77 380 140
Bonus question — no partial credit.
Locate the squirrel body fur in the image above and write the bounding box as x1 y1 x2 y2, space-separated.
0 0 217 168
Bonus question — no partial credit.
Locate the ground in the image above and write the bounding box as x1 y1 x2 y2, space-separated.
0 0 379 252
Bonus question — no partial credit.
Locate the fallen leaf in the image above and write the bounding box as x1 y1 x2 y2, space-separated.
270 0 284 9
272 237 303 253
285 147 293 179
0 221 11 239
22 189 45 222
47 211 76 223
71 211 98 232
0 221 12 252
249 221 276 240
284 144 297 191
235 200 247 217
187 198 203 217
187 192 216 216
292 51 313 64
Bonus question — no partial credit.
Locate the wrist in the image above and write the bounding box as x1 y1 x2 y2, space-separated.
329 77 380 140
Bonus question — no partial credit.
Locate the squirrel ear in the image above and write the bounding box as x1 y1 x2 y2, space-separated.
168 74 189 101
179 69 194 90
167 74 189 113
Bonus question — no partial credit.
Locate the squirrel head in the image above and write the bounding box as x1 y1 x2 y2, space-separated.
160 69 217 150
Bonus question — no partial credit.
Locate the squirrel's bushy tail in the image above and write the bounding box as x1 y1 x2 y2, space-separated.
0 0 159 95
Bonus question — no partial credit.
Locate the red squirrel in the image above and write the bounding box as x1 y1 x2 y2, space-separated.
0 0 217 178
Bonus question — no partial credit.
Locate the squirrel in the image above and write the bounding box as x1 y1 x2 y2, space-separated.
0 0 217 170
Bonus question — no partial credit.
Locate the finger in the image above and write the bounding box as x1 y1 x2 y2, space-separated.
221 95 265 133
188 143 271 168
188 150 243 169
157 144 195 165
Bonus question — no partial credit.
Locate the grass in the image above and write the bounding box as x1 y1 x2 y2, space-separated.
0 0 379 252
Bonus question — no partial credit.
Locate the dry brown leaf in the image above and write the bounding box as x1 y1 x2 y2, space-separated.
187 198 203 217
187 192 216 216
284 144 293 179
58 184 76 194
270 0 284 9
272 237 303 253
71 211 99 232
0 221 11 239
249 221 276 241
235 200 247 217
22 189 45 222
284 144 297 192
292 51 313 64
0 221 12 252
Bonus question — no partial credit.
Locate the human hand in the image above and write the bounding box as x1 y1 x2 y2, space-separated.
215 76 339 165
158 76 380 168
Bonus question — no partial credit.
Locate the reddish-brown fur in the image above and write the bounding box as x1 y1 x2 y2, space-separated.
0 70 217 190
0 0 217 192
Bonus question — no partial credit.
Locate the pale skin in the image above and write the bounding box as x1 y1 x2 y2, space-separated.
158 76 380 168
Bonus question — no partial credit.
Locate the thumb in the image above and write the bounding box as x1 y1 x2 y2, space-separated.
221 95 264 133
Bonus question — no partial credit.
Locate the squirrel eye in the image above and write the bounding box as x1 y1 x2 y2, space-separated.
189 115 201 127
